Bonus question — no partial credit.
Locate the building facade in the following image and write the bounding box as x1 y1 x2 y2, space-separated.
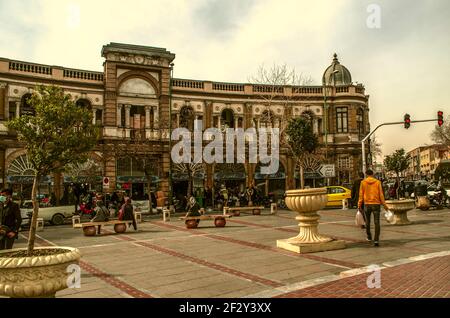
0 43 370 201
406 145 450 180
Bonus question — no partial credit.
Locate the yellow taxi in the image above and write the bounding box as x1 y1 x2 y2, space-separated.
324 186 352 207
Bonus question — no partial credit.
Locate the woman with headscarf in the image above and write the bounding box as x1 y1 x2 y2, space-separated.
122 197 137 230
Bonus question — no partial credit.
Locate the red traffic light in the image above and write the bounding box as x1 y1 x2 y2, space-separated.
404 113 411 129
437 111 444 127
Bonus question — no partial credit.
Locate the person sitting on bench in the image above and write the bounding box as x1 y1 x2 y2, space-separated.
185 196 201 224
122 197 137 230
90 198 110 234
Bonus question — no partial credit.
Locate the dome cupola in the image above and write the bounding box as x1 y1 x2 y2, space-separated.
322 53 352 85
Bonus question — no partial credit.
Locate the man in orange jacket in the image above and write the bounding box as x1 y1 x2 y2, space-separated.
358 169 388 247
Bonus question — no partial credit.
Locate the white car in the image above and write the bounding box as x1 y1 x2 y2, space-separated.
20 200 75 225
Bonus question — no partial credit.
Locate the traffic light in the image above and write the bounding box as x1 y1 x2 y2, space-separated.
404 113 411 129
437 111 444 127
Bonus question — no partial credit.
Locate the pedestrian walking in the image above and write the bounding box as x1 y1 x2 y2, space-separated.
358 170 388 247
0 189 22 250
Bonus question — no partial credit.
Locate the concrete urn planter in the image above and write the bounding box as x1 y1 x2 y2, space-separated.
385 199 416 225
276 188 346 254
0 246 81 298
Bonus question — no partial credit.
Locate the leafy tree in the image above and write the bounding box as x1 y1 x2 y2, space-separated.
285 116 319 189
431 115 450 146
383 148 411 199
6 85 98 254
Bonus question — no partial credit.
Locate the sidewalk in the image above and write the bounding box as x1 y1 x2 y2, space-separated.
9 207 450 298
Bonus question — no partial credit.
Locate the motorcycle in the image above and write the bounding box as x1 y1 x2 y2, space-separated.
78 203 95 216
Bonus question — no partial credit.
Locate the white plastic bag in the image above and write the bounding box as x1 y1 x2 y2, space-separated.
384 209 394 223
355 209 365 226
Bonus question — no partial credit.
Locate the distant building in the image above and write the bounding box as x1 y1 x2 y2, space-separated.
406 145 450 180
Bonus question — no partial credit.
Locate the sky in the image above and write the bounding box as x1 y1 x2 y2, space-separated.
1 0 449 160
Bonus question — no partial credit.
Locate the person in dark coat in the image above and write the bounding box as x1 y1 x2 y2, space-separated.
0 189 22 250
122 197 137 230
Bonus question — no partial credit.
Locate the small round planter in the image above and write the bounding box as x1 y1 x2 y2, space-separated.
385 199 416 225
0 246 81 298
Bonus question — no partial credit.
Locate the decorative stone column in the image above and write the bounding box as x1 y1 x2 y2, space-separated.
153 105 159 129
277 188 346 254
125 104 131 128
145 106 151 129
234 116 239 129
116 104 122 127
92 109 96 125
15 101 20 118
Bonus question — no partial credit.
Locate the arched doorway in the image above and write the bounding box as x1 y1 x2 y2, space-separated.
254 160 286 198
6 154 51 201
220 109 235 128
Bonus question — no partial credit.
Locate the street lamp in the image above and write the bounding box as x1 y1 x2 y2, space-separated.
168 62 174 207
323 70 339 159
323 69 339 185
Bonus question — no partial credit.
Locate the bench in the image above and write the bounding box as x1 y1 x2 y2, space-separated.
224 206 265 216
74 220 136 236
179 214 232 229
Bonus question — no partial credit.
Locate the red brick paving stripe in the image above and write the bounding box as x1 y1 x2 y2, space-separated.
149 220 364 269
78 260 152 298
276 254 450 298
107 231 284 288
21 232 153 298
135 241 284 288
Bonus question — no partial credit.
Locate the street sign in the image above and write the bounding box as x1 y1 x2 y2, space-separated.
319 164 335 177
103 177 109 189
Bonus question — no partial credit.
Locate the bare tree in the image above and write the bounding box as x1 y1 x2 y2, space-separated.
431 115 450 146
173 162 205 197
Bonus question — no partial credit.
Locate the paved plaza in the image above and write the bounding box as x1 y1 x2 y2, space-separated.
12 207 450 298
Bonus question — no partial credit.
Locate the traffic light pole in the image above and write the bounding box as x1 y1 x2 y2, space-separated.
361 118 439 175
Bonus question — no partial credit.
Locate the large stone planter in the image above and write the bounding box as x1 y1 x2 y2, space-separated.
276 188 346 254
385 199 416 225
0 246 81 298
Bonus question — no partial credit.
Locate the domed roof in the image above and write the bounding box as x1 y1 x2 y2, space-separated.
322 53 352 85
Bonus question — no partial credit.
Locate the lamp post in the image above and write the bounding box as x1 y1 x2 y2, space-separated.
168 63 174 207
323 70 339 186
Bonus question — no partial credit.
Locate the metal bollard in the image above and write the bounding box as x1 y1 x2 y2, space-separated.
342 199 349 210
134 211 142 223
270 203 277 215
36 218 44 232
163 208 171 222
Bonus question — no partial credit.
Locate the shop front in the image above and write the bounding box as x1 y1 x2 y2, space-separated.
116 175 160 200
254 161 286 197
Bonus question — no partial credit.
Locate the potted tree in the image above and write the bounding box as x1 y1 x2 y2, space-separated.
0 85 98 297
383 148 415 225
277 116 345 253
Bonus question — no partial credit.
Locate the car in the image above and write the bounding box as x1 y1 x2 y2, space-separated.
19 200 75 225
324 186 352 207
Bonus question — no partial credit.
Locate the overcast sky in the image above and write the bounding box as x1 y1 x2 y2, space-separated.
1 0 449 160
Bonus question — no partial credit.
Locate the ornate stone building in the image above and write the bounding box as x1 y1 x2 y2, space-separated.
0 43 370 201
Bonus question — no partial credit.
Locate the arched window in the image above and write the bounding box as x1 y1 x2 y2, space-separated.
221 109 234 128
76 99 91 109
357 107 364 137
301 110 317 134
20 93 35 116
260 110 275 128
180 106 194 131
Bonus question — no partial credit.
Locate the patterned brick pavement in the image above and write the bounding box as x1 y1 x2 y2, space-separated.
276 255 450 298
